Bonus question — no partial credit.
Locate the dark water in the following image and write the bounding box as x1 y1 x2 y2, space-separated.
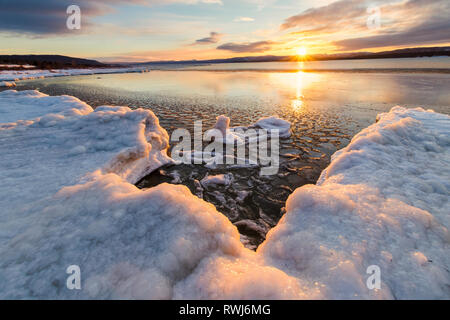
7 66 450 248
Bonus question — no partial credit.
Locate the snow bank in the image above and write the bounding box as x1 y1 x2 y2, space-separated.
0 177 242 299
0 90 92 123
0 91 448 299
0 81 16 87
0 90 297 299
0 89 172 224
260 106 450 299
0 64 34 68
0 67 147 82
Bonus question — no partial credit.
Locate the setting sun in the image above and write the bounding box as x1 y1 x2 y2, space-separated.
296 47 307 57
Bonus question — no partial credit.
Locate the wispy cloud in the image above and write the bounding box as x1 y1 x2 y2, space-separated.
234 17 255 22
217 40 277 53
334 18 450 50
195 32 223 44
200 0 223 3
100 46 222 62
245 0 277 11
281 0 450 51
281 0 365 31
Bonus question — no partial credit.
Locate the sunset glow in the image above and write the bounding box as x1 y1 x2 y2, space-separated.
296 47 307 57
0 0 449 62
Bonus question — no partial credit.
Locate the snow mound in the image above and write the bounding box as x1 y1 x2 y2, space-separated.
213 115 230 136
174 253 321 299
0 89 172 224
0 81 16 87
209 115 245 145
260 106 450 299
0 177 243 299
0 90 92 123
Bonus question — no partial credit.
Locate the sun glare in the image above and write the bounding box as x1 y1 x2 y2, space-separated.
296 47 307 57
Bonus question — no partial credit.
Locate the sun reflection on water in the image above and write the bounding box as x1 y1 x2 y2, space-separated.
291 67 305 111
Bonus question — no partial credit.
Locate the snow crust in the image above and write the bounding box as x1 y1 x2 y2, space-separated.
0 64 34 68
0 67 147 82
0 90 172 230
0 81 16 87
260 106 450 299
0 90 448 299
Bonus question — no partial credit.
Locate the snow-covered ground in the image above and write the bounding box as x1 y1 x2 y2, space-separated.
260 106 450 299
0 67 148 83
0 90 448 299
0 64 35 68
0 81 16 88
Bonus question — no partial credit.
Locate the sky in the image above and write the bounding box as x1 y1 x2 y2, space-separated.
0 0 449 62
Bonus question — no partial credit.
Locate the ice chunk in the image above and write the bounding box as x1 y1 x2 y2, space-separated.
209 115 245 145
255 116 291 138
201 173 233 189
213 115 230 136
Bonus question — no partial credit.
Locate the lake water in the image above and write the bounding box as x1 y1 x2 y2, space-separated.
175 56 450 71
9 57 450 248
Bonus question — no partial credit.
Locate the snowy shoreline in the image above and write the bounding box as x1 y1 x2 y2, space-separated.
0 66 149 87
0 90 448 299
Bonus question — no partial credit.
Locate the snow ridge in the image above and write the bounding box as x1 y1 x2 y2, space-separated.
260 106 450 299
0 67 148 82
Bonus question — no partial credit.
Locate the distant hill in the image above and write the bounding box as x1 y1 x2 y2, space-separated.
313 46 450 61
0 55 108 69
2 47 449 69
138 46 450 65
